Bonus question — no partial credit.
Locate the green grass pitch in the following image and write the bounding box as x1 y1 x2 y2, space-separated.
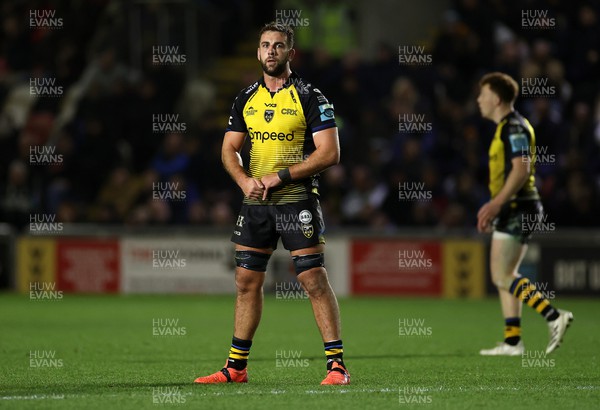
1 294 598 409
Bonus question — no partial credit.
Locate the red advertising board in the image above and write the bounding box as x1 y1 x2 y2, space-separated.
351 239 441 295
56 239 120 292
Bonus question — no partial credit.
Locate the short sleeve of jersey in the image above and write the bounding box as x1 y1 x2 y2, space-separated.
301 87 337 134
226 91 247 133
503 122 531 159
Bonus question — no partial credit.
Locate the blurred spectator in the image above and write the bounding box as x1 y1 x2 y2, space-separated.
0 160 36 229
151 133 190 182
341 165 387 225
91 166 142 223
0 0 598 232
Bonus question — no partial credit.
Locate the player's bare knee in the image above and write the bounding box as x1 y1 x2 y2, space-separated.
297 267 329 298
301 279 328 299
234 270 262 294
491 270 514 290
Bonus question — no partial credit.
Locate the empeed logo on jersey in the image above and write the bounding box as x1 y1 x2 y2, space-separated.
248 127 295 142
318 103 334 122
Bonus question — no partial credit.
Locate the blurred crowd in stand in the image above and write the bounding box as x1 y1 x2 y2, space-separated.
1 0 599 231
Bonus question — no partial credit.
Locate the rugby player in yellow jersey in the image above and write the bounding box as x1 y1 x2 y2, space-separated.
194 22 349 385
476 72 573 356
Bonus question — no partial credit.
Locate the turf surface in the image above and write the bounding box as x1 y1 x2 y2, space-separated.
1 294 598 409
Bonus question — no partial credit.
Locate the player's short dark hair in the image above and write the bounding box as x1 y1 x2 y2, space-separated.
259 22 294 49
479 72 519 104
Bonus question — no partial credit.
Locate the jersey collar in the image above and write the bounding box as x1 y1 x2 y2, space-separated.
500 110 518 123
258 71 299 93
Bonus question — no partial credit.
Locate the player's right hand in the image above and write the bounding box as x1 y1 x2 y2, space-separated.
240 177 265 200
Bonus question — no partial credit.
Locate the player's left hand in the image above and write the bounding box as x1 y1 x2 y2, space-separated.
260 173 282 201
477 200 501 233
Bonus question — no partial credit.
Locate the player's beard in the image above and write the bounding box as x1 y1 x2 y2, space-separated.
260 55 288 77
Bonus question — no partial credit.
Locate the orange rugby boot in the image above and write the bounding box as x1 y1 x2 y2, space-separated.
194 363 248 384
320 361 350 385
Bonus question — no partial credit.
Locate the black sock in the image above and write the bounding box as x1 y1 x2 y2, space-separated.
226 336 252 370
504 317 521 346
324 340 345 371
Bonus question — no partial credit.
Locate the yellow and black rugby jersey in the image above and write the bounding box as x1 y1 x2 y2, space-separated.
226 72 336 205
488 111 540 201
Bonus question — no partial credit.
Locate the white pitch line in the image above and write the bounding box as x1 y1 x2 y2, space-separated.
2 385 597 400
1 394 65 400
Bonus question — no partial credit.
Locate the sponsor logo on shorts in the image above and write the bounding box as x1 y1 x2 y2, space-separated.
299 210 312 224
236 215 245 227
